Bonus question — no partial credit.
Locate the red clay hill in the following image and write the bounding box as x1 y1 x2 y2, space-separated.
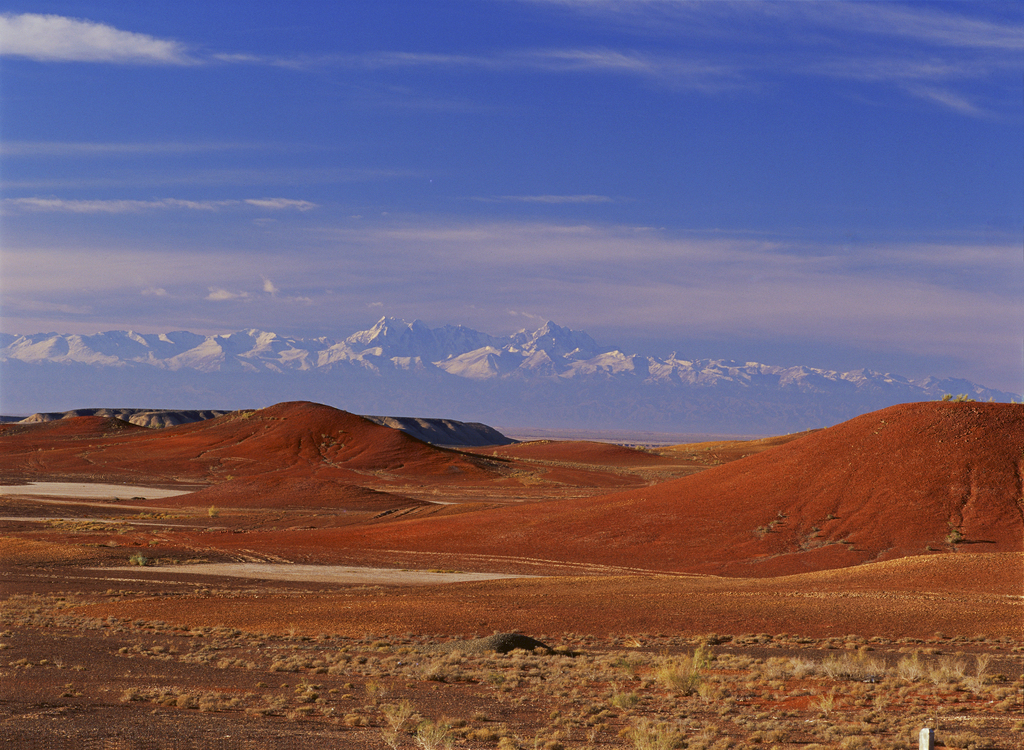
0 402 502 510
319 402 1024 576
3 400 1021 577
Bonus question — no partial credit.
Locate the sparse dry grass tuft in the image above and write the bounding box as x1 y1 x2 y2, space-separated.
2 589 1020 749
626 717 682 750
654 642 711 695
415 718 453 750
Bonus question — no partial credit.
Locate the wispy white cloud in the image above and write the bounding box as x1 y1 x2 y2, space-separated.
529 1 1024 52
811 57 1001 85
12 299 94 316
245 198 319 211
4 6 1017 123
345 41 1016 112
351 48 742 90
1 197 223 213
786 1 1024 52
904 86 990 118
2 197 219 213
523 1 1023 116
0 13 196 65
2 197 318 214
2 167 414 191
262 279 279 295
507 309 548 323
0 141 277 157
471 194 614 204
210 52 268 64
206 287 249 302
141 287 169 297
0 14 356 71
808 55 1011 117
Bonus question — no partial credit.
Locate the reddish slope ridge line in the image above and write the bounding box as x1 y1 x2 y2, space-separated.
315 402 1024 576
0 402 504 509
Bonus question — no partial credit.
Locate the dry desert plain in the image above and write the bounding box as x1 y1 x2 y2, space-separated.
0 401 1021 749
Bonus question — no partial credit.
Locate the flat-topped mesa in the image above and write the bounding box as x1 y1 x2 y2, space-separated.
20 408 231 429
362 415 516 447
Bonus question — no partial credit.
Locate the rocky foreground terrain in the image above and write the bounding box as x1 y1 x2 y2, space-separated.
0 401 1021 748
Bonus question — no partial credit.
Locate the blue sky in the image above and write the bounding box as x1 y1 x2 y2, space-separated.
1 1 1022 393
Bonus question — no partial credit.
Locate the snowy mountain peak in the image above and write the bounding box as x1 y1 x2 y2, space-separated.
345 316 418 346
343 316 491 361
511 320 598 360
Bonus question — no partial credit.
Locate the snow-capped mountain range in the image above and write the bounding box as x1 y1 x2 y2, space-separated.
1 318 1018 434
0 318 600 378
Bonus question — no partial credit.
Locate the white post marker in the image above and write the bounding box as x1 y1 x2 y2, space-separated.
919 727 934 750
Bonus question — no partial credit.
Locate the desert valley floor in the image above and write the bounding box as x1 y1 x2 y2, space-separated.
0 401 1021 749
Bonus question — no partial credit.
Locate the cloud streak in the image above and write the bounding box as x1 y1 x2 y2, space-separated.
1 167 416 191
0 141 282 157
4 7 1016 118
524 1 1023 116
340 48 743 91
0 13 195 65
784 1 1024 51
3 197 318 214
531 1 1024 52
206 288 250 302
244 198 318 211
470 194 614 204
0 11 740 93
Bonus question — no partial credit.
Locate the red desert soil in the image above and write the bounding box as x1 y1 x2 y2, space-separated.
0 402 510 505
0 402 685 508
71 552 1023 640
3 401 1023 748
470 440 674 465
158 475 430 511
305 402 1024 576
4 401 1019 577
473 432 807 466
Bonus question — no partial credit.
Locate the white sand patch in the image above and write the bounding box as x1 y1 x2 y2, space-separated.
100 563 534 585
0 516 197 527
0 482 190 499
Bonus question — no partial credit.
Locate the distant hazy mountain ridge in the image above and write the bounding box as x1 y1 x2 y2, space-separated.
1 318 1017 433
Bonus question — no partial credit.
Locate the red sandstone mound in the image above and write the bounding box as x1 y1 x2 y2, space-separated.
0 402 498 491
326 402 1024 576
